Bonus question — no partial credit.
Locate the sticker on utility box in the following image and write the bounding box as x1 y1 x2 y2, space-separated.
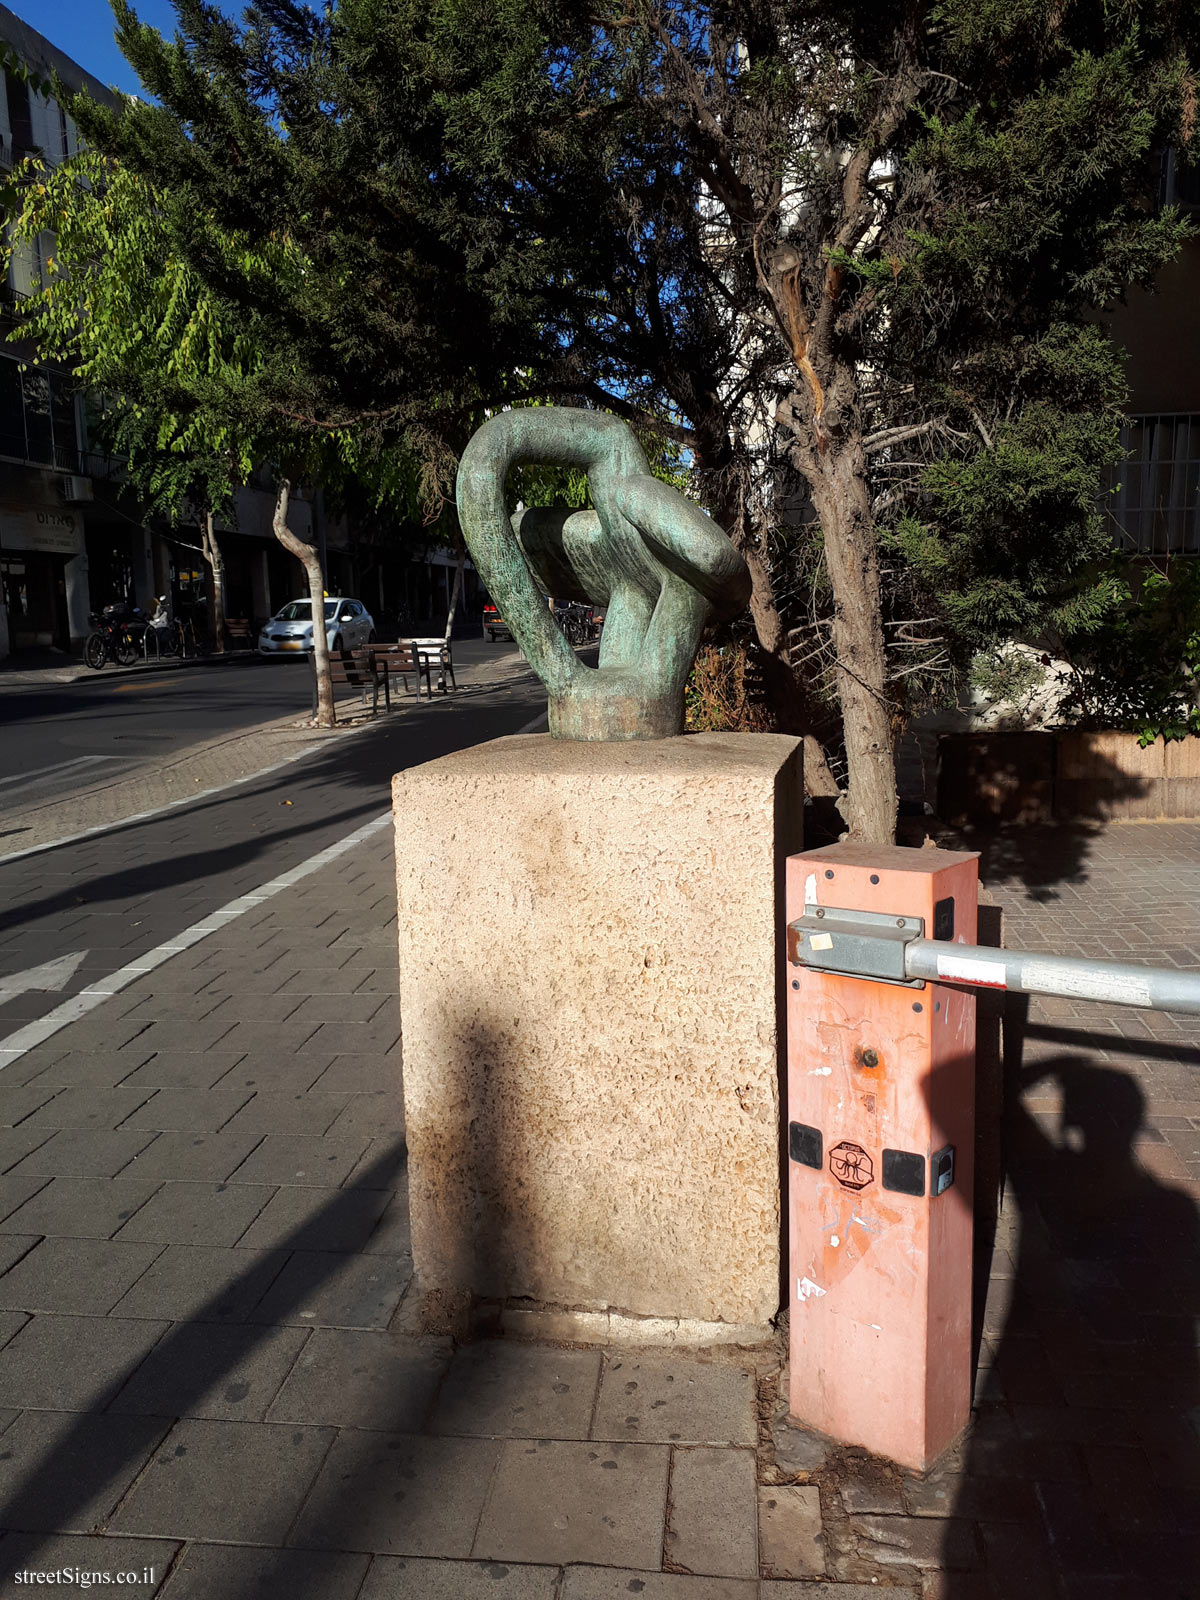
809 933 834 951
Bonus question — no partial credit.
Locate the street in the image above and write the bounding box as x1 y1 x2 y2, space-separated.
0 637 522 808
0 646 545 1064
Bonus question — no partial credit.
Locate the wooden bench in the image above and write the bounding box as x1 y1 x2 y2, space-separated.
313 647 390 717
225 618 254 645
365 642 434 699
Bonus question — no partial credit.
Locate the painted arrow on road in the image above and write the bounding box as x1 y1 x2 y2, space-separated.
0 951 89 1005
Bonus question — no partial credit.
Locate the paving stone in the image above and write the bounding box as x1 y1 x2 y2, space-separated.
0 1534 178 1593
119 1087 257 1132
236 1183 389 1252
0 1086 63 1127
228 1134 372 1187
361 1557 558 1600
289 1431 501 1556
120 1130 266 1183
429 1342 601 1440
0 1236 163 1315
0 1311 28 1350
204 1020 323 1057
329 1091 406 1140
114 1181 275 1246
0 1231 38 1273
1033 1481 1120 1574
0 1125 57 1173
0 1412 173 1534
20 1049 157 1087
311 1053 403 1095
287 993 393 1025
248 1249 410 1329
345 1139 409 1190
0 1173 52 1224
114 1050 251 1090
110 1321 309 1421
563 1575 756 1600
153 1544 368 1600
473 1438 669 1568
112 1417 334 1543
128 1018 239 1053
0 1313 166 1409
222 1091 352 1138
977 1521 1062 1595
0 1175 161 1239
851 1513 980 1571
267 1327 449 1430
19 1086 156 1131
212 1055 335 1094
903 1473 1037 1522
665 1446 758 1578
7 1128 158 1178
360 1194 412 1256
758 1484 825 1579
111 1245 287 1323
761 1588 917 1600
593 1355 757 1445
841 1476 906 1514
274 967 379 995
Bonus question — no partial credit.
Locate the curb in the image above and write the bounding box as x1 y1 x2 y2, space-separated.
0 650 261 689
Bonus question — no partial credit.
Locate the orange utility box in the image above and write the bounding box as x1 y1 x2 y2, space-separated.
785 842 980 1473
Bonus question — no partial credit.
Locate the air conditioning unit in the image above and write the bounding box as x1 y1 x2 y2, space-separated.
61 475 93 503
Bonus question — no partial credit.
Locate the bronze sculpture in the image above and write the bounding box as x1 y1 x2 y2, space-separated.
456 407 752 739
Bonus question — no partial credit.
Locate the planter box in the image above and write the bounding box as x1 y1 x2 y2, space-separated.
938 729 1200 824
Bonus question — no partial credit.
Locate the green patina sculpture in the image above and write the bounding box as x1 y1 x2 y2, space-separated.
456 408 752 739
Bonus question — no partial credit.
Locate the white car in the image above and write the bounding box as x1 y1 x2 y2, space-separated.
258 597 376 657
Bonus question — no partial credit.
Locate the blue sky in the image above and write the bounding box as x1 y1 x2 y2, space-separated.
7 0 237 94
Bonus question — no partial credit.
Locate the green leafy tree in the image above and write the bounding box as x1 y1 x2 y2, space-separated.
3 146 418 722
61 0 1200 835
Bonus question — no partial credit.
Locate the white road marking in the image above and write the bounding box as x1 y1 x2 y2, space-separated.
0 756 115 794
0 812 392 1069
0 950 88 1004
516 710 549 734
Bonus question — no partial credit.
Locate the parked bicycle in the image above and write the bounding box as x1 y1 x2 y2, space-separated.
83 604 145 670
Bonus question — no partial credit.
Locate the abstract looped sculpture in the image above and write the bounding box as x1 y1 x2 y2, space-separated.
456 408 752 740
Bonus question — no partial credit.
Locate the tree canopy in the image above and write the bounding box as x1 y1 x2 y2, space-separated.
50 0 1200 834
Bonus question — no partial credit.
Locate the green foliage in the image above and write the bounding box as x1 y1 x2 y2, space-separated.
1057 559 1200 743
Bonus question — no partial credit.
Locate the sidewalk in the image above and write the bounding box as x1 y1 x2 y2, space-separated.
0 815 1194 1597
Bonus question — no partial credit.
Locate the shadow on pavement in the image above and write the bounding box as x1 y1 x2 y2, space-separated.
943 1035 1200 1599
0 684 544 941
0 1141 425 1600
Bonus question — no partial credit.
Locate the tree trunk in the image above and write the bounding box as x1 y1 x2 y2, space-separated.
443 527 465 649
700 451 843 798
272 480 335 728
807 446 897 843
200 510 226 654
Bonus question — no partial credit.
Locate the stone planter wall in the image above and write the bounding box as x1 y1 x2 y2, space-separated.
938 729 1200 824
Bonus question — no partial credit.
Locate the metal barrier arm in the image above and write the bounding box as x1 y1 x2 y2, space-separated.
789 911 1200 1016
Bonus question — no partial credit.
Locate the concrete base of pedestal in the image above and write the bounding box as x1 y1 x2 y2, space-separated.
393 731 804 1342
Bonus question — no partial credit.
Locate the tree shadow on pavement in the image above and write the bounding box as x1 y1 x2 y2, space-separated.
0 683 544 940
0 1141 432 1600
942 1044 1200 1600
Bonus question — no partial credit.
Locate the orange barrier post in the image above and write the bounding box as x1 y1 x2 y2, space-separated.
785 842 980 1472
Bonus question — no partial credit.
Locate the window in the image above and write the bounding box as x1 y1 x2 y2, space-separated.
1107 414 1200 555
0 357 80 469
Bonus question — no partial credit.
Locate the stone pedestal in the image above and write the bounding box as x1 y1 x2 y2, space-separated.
393 732 803 1343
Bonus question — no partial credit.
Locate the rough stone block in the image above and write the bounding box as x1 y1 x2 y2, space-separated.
394 732 803 1333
